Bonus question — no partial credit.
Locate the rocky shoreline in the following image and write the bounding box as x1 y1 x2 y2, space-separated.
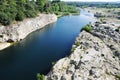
0 14 57 50
86 7 120 24
46 21 120 80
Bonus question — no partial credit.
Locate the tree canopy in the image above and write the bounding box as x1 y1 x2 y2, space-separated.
0 0 79 25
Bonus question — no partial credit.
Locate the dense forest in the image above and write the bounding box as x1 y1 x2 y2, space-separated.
0 0 79 26
67 2 120 8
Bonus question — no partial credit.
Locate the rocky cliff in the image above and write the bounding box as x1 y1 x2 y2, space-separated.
47 22 120 80
0 14 57 42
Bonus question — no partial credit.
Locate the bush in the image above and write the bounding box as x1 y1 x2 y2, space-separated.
115 75 120 79
75 42 80 46
71 47 75 53
81 24 92 33
37 73 45 80
15 10 25 21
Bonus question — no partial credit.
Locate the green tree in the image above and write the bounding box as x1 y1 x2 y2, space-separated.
15 10 25 21
36 0 46 12
0 12 12 25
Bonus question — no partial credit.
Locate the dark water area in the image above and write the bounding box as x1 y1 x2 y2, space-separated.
0 9 95 80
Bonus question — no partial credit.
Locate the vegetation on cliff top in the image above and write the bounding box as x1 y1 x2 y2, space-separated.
0 0 79 26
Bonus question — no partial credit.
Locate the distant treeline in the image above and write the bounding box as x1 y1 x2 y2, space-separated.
0 0 79 26
67 2 120 8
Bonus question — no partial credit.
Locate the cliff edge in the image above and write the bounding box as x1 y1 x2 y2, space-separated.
47 22 120 80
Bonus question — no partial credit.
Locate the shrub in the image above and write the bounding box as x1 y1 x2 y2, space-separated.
71 47 75 53
37 73 45 80
115 75 120 79
81 24 92 33
75 42 80 46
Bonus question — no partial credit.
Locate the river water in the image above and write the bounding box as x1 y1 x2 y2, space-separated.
0 9 95 80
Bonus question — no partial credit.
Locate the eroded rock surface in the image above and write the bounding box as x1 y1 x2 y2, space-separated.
47 22 120 80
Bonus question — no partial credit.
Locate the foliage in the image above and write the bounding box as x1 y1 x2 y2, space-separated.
71 47 75 53
24 10 37 18
81 24 92 33
50 1 80 16
15 10 25 21
67 6 80 13
0 0 80 25
36 0 46 12
100 18 103 22
75 42 80 46
0 12 12 25
115 75 120 79
67 2 120 8
37 73 45 80
0 0 38 25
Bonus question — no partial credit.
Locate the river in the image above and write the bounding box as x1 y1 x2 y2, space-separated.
0 9 95 80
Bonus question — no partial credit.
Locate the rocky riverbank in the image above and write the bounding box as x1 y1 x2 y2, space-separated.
46 21 120 80
0 14 57 50
85 7 120 24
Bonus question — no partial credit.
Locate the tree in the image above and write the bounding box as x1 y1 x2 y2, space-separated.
36 0 46 12
15 10 25 21
0 12 12 25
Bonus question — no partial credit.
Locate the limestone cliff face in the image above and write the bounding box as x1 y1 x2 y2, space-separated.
0 14 57 42
47 22 120 80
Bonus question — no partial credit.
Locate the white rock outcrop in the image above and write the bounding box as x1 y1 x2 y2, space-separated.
0 14 57 50
47 22 120 80
0 14 57 42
